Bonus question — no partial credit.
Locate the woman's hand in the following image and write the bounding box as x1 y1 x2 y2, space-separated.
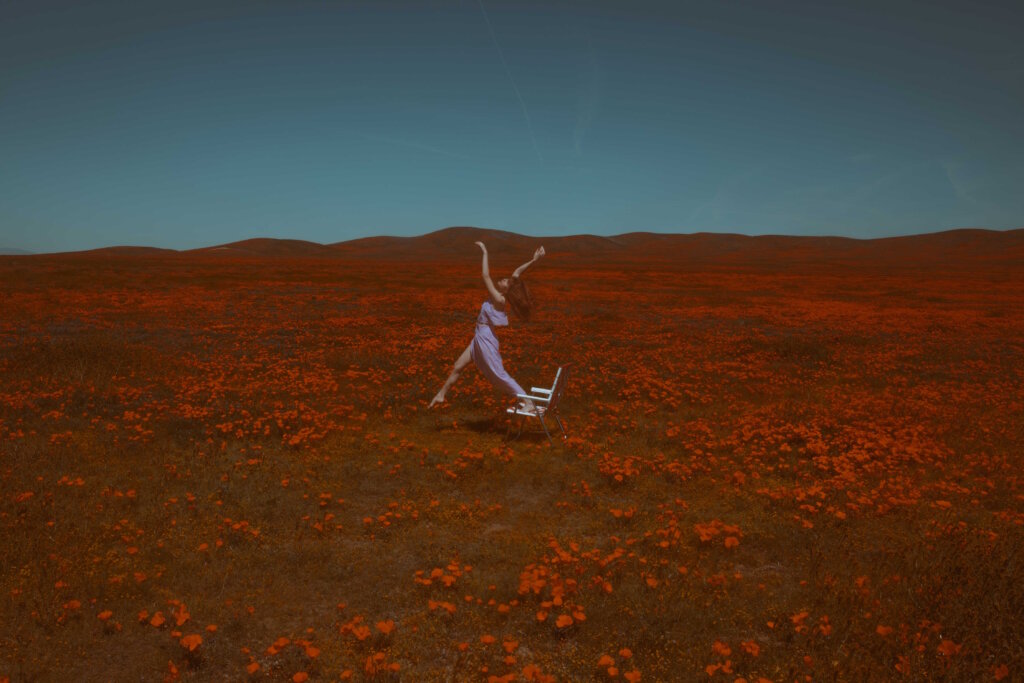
512 245 545 279
475 241 487 253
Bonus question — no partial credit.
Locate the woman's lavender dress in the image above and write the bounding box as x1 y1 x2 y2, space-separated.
470 300 526 397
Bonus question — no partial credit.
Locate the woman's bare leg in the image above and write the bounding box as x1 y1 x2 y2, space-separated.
429 343 473 408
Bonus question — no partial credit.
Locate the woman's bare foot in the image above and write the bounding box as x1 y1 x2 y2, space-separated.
429 393 445 409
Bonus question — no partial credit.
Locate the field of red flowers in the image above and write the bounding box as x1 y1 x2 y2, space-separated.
1 232 1022 681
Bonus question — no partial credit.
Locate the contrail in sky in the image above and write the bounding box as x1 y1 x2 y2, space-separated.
477 0 545 165
358 132 472 161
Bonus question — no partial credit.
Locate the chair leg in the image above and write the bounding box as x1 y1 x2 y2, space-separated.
538 414 553 446
553 413 567 440
505 411 524 444
505 411 558 445
505 412 520 442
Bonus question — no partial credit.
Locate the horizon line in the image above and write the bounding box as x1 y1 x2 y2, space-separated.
3 224 1022 256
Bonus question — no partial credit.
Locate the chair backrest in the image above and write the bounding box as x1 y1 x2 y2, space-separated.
547 364 571 410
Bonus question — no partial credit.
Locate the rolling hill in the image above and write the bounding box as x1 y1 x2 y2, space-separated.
6 226 1023 267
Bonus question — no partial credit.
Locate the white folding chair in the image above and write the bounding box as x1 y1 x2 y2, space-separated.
506 364 571 445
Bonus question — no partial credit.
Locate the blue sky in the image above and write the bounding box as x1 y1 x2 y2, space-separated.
2 0 1022 252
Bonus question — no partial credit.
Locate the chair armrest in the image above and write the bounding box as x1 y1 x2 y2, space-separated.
531 387 553 394
515 393 550 403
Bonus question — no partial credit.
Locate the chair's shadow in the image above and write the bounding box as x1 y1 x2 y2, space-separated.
430 413 503 434
432 413 553 442
462 416 503 434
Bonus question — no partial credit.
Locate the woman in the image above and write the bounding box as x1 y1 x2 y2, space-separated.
429 241 545 410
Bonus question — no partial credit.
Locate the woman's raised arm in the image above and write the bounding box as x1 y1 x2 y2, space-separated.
513 246 545 279
476 242 506 304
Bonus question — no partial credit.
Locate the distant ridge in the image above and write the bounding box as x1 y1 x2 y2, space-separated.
328 226 627 260
42 245 178 257
0 247 33 255
7 227 1024 265
325 226 1024 265
190 238 339 258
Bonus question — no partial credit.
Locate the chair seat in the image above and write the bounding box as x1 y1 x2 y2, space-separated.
507 405 546 417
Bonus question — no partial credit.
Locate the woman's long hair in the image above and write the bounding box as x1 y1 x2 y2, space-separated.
506 276 534 321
